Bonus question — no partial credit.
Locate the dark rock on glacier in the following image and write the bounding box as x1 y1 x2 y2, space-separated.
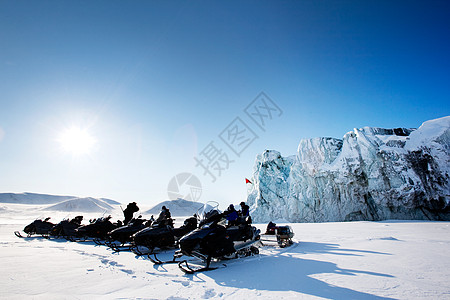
247 116 450 222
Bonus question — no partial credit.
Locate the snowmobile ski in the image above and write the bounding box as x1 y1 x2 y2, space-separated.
14 230 50 239
148 253 181 265
105 240 134 252
178 256 223 274
131 245 155 256
93 238 106 245
14 231 27 238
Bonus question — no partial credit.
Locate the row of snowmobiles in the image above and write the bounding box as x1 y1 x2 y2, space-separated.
14 202 266 273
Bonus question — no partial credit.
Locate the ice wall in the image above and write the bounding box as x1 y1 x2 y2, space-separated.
247 117 450 222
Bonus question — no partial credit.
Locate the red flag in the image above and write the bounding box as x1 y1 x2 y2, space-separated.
245 178 252 184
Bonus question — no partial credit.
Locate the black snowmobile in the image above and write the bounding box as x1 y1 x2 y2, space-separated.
49 216 84 239
105 217 151 251
172 202 261 273
73 215 118 242
131 216 197 256
15 217 55 238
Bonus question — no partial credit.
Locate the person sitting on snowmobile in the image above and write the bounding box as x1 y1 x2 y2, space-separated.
70 216 83 226
265 221 277 234
123 202 139 225
144 215 155 227
239 202 250 216
156 206 172 226
224 204 238 226
238 202 252 225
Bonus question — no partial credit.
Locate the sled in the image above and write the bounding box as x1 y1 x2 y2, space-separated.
260 225 294 248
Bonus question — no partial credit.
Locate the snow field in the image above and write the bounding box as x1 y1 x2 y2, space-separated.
1 206 450 299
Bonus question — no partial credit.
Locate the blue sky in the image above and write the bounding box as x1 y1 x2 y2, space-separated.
1 1 449 209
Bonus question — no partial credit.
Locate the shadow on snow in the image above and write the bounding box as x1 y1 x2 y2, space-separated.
198 241 395 300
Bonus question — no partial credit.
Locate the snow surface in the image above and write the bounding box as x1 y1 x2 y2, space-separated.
1 203 450 299
405 116 450 150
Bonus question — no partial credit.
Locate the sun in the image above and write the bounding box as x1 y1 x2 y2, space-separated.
58 126 97 156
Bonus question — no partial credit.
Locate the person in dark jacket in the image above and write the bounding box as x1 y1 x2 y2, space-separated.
266 221 277 234
238 201 252 224
239 202 250 217
156 206 172 226
224 204 238 226
123 202 139 225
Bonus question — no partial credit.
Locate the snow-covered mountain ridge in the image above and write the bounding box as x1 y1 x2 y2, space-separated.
146 199 214 217
0 193 120 213
43 197 116 213
247 116 450 222
0 192 120 205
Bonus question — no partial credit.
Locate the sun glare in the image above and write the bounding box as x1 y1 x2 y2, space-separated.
58 127 97 156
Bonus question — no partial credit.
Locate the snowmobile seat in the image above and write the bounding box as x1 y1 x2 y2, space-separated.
183 217 197 229
70 216 83 226
236 215 252 226
226 225 253 242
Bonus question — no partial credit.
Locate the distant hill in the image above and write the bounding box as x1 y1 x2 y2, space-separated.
145 199 215 217
0 192 121 205
43 197 115 213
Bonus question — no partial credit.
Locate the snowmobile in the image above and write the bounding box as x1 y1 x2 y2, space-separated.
105 217 151 251
131 216 197 256
260 222 294 248
169 202 261 273
49 216 84 239
14 217 55 238
73 215 118 242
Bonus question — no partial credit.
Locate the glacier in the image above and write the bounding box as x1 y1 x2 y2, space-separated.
247 116 450 222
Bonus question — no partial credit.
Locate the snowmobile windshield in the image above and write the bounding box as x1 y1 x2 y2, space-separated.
196 201 221 225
